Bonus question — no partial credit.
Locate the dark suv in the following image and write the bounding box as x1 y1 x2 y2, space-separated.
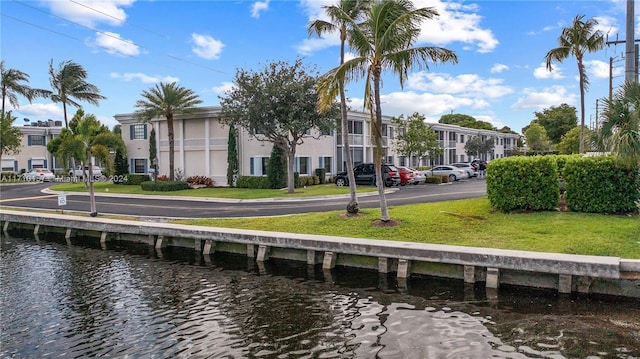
334 163 400 187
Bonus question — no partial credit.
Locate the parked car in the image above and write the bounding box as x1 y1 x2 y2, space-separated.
449 162 477 178
408 167 426 184
397 166 418 185
69 165 102 179
429 165 468 182
21 168 55 182
334 163 400 187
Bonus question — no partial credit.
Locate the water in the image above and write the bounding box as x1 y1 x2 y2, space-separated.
1 232 639 358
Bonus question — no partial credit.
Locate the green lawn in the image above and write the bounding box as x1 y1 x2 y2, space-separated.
172 197 640 259
49 182 378 199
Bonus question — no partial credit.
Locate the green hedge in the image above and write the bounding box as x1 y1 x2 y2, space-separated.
315 168 326 184
236 176 271 189
425 175 442 184
117 174 150 185
487 156 559 212
140 181 190 191
563 156 639 213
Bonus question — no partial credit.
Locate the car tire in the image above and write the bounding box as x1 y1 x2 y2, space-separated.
448 174 456 182
335 178 347 187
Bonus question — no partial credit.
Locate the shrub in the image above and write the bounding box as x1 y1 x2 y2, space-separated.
425 176 442 184
487 156 559 212
186 175 214 188
563 156 639 213
236 176 270 189
298 175 320 187
315 168 326 184
141 181 190 192
157 175 169 182
122 174 150 185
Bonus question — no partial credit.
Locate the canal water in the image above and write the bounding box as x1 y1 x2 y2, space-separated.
1 232 639 358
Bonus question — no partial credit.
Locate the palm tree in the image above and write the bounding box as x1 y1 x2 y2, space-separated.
1 60 51 114
47 110 122 216
600 81 640 167
48 59 106 128
545 15 604 154
318 0 457 222
134 82 202 181
309 0 371 215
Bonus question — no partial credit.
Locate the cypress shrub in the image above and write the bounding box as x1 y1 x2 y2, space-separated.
267 145 287 189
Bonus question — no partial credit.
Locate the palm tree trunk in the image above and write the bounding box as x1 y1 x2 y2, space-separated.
373 69 390 222
339 38 358 214
87 157 97 215
167 113 175 181
578 59 586 153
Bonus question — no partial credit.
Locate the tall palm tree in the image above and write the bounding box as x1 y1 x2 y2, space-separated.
545 15 604 154
309 0 371 215
600 81 640 167
48 59 106 128
318 0 457 222
1 60 51 114
134 82 202 181
47 110 122 216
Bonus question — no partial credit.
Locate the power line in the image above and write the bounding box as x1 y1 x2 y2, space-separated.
12 0 147 52
167 55 227 74
68 0 170 40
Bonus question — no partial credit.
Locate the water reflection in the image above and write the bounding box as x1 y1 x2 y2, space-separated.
1 231 638 358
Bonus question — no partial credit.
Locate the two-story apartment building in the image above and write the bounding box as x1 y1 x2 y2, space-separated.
114 106 520 186
2 120 63 174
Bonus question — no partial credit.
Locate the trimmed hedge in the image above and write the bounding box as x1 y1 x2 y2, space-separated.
315 168 326 184
140 181 190 192
563 156 639 213
236 176 270 189
487 156 559 212
117 174 150 185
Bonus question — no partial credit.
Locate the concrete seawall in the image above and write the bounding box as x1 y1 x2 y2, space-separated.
2 209 639 298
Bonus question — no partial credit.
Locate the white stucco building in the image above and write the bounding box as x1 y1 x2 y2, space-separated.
114 106 520 186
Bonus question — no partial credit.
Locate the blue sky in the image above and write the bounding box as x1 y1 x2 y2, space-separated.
2 0 638 134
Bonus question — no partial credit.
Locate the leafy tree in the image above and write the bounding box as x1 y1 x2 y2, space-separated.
308 0 371 214
557 126 589 154
267 144 287 189
47 110 121 215
317 0 457 222
48 59 105 128
545 15 604 153
149 127 157 178
391 112 439 165
0 111 23 166
601 81 640 166
464 136 494 159
219 59 338 194
1 61 51 114
134 82 202 181
498 126 517 134
226 125 239 187
523 122 551 153
439 113 495 130
531 103 577 144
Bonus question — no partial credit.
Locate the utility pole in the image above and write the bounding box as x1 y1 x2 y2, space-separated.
625 0 636 82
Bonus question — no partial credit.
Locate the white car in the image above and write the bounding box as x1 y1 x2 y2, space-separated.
429 165 468 182
449 162 477 178
21 168 56 182
69 165 102 179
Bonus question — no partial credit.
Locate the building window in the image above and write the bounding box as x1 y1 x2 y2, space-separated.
261 157 269 175
320 156 332 174
132 158 148 174
320 128 332 136
297 157 309 175
130 124 147 140
399 156 406 166
348 121 363 134
28 135 45 146
460 134 465 143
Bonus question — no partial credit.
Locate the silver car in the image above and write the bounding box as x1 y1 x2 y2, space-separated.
429 165 468 182
449 162 477 178
21 168 56 182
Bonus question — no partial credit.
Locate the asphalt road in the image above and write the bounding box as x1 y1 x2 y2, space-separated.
0 179 487 219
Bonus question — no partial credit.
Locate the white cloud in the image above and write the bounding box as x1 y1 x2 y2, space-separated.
17 102 65 120
406 72 513 99
593 16 618 37
533 62 564 79
211 82 235 95
251 1 270 19
490 64 509 73
296 0 498 55
585 59 623 79
110 72 179 84
93 32 140 56
191 33 224 60
46 0 134 27
96 115 119 129
511 86 577 110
